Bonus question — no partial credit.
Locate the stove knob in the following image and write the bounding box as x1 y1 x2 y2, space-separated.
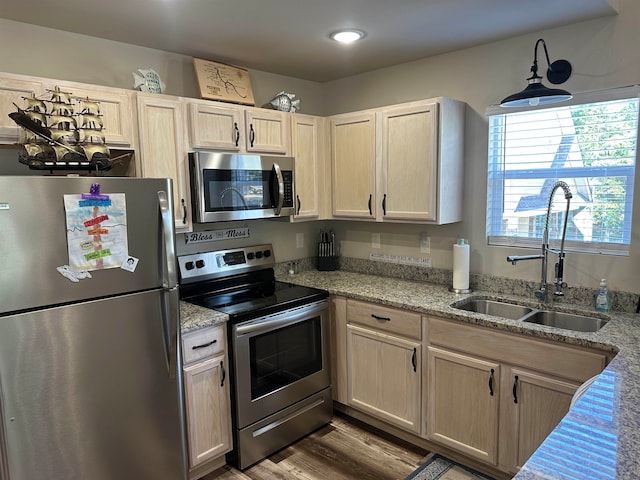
195 260 205 268
255 251 263 259
185 261 195 270
263 250 271 258
247 252 255 260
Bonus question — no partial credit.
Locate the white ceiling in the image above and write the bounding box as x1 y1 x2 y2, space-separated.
1 0 618 82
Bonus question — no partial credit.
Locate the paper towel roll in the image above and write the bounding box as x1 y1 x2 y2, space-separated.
452 242 470 291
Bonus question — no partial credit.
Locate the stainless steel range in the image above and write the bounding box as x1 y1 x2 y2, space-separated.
178 244 332 470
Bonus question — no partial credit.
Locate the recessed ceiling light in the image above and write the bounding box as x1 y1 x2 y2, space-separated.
330 29 366 44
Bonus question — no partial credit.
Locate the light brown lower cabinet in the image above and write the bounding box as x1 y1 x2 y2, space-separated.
347 324 421 433
343 298 422 434
427 346 500 464
182 325 232 478
426 316 608 475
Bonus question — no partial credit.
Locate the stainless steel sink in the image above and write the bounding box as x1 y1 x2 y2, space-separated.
453 299 534 320
521 310 609 332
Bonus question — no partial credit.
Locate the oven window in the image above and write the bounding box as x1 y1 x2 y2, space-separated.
249 317 322 400
204 169 272 212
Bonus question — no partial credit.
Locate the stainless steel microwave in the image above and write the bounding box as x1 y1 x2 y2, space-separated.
189 152 295 223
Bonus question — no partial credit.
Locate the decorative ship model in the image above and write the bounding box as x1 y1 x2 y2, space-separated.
9 86 112 171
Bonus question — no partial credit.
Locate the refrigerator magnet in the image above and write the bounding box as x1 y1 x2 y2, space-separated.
121 256 139 273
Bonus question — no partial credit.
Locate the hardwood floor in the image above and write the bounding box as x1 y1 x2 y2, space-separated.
203 413 429 480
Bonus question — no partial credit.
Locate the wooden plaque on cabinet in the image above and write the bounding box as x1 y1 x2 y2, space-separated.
193 58 255 106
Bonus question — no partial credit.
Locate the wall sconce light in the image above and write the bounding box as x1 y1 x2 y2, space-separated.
500 38 573 107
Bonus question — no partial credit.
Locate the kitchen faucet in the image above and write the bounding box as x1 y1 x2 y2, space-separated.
506 181 573 302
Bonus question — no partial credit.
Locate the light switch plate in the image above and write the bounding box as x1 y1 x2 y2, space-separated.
371 233 381 249
296 233 304 248
420 233 431 253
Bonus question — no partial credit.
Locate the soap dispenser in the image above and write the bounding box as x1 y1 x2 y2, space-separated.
595 279 610 312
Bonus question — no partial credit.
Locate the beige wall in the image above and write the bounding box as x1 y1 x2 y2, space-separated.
323 0 640 293
1 0 639 292
0 19 325 113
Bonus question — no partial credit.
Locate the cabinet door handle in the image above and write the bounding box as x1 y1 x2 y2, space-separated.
296 195 301 215
411 348 417 372
489 368 495 396
382 194 387 216
181 198 187 224
234 122 240 147
513 375 519 404
368 194 372 215
220 360 226 388
192 339 217 350
249 124 255 147
371 313 391 322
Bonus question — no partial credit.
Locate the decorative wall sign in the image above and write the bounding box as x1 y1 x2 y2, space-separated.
193 58 255 105
185 226 250 245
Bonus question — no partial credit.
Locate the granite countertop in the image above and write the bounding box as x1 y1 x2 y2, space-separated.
180 301 229 333
276 270 640 480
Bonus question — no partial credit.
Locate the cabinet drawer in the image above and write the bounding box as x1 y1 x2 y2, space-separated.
347 299 421 340
427 317 607 383
183 325 226 364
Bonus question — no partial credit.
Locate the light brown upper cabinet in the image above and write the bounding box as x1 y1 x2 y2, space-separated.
188 100 290 155
0 72 135 148
290 113 329 221
0 74 46 144
330 98 464 224
330 112 377 219
136 93 191 233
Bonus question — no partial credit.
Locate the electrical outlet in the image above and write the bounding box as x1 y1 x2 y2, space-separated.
420 233 431 253
371 233 381 249
296 233 304 248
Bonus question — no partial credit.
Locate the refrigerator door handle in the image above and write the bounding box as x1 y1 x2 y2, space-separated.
158 189 179 378
158 190 177 289
161 286 180 378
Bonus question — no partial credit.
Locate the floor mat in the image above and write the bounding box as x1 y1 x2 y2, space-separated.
405 453 495 480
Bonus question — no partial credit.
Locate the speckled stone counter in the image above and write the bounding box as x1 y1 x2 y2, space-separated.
278 270 640 480
180 301 228 333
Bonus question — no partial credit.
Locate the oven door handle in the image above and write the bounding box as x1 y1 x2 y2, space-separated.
234 300 328 336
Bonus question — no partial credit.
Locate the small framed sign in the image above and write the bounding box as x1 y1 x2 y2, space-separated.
193 58 255 106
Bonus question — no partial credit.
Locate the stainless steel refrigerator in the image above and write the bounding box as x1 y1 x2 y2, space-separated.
0 176 187 480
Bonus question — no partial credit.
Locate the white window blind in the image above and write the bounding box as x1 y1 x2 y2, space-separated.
486 87 639 255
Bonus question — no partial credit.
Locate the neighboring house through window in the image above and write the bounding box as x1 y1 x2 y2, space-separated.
486 86 639 255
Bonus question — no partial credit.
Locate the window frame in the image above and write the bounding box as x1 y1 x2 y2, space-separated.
485 86 640 256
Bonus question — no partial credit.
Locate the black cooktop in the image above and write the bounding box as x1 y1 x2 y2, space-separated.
180 269 328 323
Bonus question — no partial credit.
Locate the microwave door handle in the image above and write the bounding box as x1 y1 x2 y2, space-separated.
272 162 285 215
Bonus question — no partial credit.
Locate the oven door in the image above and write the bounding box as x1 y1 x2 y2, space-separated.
231 299 330 429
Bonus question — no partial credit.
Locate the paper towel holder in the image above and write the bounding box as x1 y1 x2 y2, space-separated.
450 238 472 294
449 286 472 294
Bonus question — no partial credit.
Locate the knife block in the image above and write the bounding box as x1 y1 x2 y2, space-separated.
317 255 340 271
